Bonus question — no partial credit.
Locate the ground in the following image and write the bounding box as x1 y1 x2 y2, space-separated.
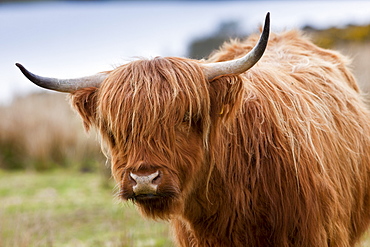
0 170 172 247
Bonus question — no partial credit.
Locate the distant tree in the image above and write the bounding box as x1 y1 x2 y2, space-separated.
187 20 246 59
303 23 370 49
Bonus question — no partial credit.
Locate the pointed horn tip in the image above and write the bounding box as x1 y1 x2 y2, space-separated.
15 62 38 82
265 12 270 31
204 13 271 80
15 63 34 80
15 63 24 71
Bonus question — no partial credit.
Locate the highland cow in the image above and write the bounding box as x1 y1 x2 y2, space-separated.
16 13 370 246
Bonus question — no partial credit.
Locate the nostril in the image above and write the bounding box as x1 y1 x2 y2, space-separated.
151 171 161 185
129 172 137 185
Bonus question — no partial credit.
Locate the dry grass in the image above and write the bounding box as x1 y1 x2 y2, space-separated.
0 92 104 171
335 42 370 95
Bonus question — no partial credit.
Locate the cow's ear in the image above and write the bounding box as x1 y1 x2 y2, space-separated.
70 87 98 131
209 75 244 123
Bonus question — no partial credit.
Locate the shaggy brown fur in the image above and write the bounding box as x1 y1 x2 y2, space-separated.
71 30 370 246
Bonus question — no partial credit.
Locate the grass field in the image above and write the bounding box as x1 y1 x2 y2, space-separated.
0 170 172 247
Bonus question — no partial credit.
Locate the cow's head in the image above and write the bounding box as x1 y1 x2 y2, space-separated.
16 14 269 219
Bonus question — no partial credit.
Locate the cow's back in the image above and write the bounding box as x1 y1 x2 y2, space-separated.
206 30 370 246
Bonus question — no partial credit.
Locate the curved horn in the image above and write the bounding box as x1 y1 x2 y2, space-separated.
15 63 108 93
204 12 270 80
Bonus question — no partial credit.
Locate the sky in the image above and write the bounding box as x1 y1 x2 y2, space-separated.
2 1 370 104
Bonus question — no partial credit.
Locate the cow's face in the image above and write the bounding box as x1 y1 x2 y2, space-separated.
71 57 243 218
101 58 211 218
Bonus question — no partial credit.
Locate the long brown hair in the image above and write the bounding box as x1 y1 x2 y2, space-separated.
71 30 370 246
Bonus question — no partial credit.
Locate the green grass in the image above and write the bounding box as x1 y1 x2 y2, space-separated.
0 170 172 247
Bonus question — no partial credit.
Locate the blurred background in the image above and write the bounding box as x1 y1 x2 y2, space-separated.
1 0 370 246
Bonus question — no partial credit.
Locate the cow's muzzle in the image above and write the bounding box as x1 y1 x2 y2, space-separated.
129 170 161 197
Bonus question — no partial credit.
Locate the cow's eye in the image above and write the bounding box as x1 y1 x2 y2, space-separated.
183 112 190 122
107 129 116 146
